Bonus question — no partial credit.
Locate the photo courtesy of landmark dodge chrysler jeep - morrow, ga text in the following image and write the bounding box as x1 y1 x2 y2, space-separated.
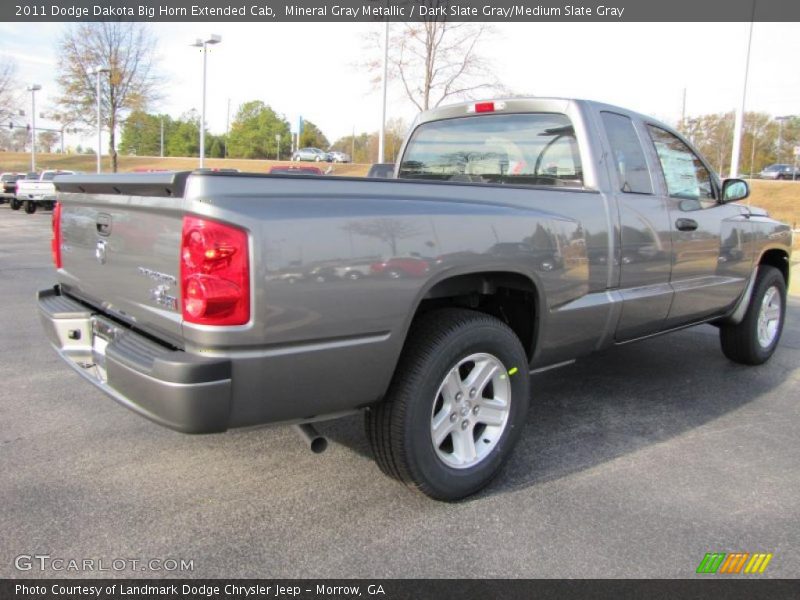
38 98 792 500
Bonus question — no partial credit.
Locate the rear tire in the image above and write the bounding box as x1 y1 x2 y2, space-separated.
10 198 21 210
365 308 530 501
720 265 786 365
24 200 36 214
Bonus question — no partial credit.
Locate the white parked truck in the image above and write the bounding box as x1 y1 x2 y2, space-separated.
15 170 75 213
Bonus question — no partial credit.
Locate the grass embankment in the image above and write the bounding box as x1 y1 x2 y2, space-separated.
1 152 796 242
0 152 372 177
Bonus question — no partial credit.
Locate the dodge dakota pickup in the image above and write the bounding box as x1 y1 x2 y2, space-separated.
39 98 792 500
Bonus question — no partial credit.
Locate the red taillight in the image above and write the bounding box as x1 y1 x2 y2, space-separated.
180 216 250 326
51 202 62 269
468 101 506 114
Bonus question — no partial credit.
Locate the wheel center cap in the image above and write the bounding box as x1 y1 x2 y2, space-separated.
460 405 470 417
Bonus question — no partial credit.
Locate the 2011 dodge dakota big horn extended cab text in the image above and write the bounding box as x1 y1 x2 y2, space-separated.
39 99 792 500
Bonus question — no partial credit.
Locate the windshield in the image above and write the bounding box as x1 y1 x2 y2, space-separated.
42 172 57 181
398 113 583 188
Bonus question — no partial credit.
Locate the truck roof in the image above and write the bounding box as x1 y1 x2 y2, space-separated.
415 97 666 130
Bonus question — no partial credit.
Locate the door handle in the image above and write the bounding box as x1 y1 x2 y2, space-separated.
675 218 698 232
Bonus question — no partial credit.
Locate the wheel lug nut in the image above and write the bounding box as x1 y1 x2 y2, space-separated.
472 406 480 415
461 420 469 430
455 392 463 402
469 388 477 398
450 413 457 423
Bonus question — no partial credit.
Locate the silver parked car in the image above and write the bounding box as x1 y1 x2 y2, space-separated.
328 151 351 163
292 147 330 162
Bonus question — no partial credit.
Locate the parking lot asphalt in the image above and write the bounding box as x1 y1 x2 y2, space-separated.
1 205 798 579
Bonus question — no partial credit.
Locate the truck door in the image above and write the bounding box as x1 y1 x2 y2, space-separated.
645 125 752 327
599 111 673 341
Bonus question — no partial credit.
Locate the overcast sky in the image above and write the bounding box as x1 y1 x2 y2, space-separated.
1 21 799 149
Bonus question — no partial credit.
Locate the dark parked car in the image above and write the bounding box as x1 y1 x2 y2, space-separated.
367 163 395 178
268 165 323 175
0 172 25 205
759 164 799 180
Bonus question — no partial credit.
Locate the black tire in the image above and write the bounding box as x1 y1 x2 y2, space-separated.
365 308 530 501
10 198 21 210
24 200 36 214
720 265 786 365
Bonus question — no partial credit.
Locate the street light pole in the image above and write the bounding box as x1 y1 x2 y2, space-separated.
225 97 231 159
775 115 793 163
90 66 110 173
378 21 389 164
26 84 41 172
191 34 222 168
729 17 754 179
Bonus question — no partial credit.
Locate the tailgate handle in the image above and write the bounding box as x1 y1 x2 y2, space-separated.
96 213 112 236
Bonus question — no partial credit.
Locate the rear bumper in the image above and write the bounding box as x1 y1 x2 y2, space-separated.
21 194 56 201
38 287 232 433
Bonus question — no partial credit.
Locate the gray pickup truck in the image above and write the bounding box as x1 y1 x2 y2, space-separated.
39 98 792 500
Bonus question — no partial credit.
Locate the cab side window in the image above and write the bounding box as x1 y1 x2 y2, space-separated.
647 125 716 207
601 112 653 194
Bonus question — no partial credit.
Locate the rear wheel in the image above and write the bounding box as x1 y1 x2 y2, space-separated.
24 200 36 214
10 198 21 210
365 309 529 501
720 265 786 365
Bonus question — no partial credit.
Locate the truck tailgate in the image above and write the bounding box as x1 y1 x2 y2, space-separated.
55 172 190 346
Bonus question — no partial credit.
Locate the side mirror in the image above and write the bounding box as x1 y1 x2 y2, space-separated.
721 178 749 203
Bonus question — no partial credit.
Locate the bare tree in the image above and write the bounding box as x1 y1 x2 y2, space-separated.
56 23 160 172
0 56 19 122
343 218 422 256
367 16 504 112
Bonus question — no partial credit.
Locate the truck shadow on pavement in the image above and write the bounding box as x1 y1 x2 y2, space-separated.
320 303 797 500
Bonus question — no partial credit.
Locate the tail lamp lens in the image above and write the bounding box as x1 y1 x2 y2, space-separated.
51 202 62 269
180 216 250 326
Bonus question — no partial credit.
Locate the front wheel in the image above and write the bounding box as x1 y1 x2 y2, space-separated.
366 309 529 500
10 198 21 210
720 265 786 365
24 200 36 214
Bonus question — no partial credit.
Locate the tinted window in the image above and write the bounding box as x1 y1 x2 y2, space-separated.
43 172 57 181
399 113 583 188
601 112 652 194
648 126 715 205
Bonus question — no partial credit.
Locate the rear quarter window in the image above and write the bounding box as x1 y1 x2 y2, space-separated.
398 113 583 189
